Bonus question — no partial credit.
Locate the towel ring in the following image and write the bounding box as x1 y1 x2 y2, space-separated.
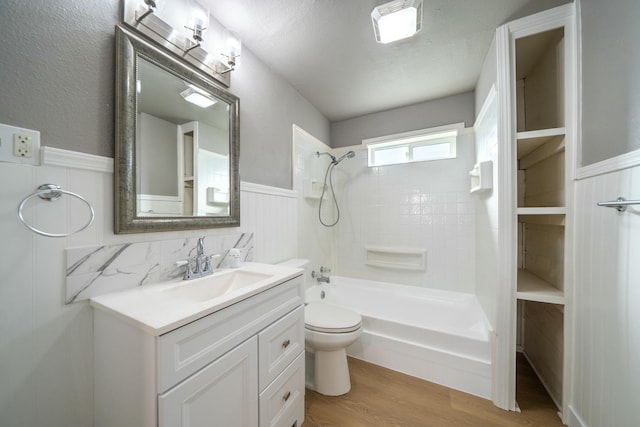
17 184 95 238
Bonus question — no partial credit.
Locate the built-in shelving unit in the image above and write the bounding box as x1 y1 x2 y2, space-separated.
181 127 195 216
511 19 572 416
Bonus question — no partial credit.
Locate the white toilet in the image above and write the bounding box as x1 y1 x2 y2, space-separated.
277 258 362 396
305 301 362 396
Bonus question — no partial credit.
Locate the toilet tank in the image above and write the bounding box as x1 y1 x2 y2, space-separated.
277 259 311 288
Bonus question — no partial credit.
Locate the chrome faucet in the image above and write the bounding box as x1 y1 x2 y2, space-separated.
175 237 220 280
195 237 206 273
311 266 331 284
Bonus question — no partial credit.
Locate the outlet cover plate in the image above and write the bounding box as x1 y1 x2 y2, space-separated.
0 123 41 165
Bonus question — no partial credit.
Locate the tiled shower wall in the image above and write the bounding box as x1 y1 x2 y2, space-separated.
295 129 477 293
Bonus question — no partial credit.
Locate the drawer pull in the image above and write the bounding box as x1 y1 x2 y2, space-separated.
283 391 291 402
281 339 291 349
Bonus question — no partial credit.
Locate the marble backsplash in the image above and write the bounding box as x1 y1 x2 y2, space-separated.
65 232 253 303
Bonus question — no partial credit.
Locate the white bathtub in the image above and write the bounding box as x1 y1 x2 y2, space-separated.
306 276 493 399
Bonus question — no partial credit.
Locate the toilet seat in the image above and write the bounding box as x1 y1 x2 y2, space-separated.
305 303 362 333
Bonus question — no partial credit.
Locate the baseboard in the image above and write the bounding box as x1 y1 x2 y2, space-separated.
567 405 587 427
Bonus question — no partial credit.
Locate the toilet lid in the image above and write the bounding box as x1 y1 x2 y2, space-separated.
305 303 362 333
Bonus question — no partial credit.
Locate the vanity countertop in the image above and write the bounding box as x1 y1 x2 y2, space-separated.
89 262 302 335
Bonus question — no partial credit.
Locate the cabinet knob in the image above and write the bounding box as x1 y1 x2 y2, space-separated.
282 391 291 402
281 339 290 349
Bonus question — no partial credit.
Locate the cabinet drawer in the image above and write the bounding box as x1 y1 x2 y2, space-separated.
259 352 305 427
157 275 303 392
159 337 258 427
258 306 305 390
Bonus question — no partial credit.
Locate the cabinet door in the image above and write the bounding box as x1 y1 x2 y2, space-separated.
159 337 258 427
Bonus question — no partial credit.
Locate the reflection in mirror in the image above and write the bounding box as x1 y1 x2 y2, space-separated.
136 58 231 217
115 25 240 234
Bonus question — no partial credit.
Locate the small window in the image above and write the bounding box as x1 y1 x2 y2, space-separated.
363 123 462 167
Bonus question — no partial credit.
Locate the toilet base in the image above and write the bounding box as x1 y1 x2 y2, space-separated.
314 348 351 396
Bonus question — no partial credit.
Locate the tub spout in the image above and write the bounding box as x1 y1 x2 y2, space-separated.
311 269 331 284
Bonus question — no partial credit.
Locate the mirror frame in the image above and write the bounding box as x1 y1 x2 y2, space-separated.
114 25 240 234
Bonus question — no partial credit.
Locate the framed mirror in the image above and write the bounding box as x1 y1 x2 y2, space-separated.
114 25 240 234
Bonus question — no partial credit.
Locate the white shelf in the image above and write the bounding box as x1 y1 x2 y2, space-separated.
469 161 493 194
303 178 325 199
516 127 565 141
517 207 566 215
517 269 564 305
516 127 565 159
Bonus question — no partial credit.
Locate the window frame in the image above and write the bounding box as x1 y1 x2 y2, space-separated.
363 122 463 167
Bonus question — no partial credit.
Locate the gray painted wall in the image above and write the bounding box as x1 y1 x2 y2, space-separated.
331 92 475 149
475 35 497 119
581 0 640 165
230 44 330 188
0 0 329 189
139 113 179 196
0 0 118 158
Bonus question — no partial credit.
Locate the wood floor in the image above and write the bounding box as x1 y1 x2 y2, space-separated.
304 355 564 426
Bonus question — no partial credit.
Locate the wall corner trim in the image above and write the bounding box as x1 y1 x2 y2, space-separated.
41 146 114 173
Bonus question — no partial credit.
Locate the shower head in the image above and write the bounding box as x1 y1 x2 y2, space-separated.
334 150 356 164
317 150 356 165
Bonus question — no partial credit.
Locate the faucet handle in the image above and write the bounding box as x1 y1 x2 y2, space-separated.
319 266 331 274
175 260 193 279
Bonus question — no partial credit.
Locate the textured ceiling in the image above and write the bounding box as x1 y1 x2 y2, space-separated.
207 0 570 122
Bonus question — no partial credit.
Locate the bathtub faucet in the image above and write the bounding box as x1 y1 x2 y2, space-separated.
311 266 331 284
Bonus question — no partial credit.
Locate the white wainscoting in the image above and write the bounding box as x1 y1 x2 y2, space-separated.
0 148 298 427
571 160 640 427
240 182 298 264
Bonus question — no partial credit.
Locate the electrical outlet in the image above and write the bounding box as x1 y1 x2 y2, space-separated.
0 123 40 165
14 134 33 158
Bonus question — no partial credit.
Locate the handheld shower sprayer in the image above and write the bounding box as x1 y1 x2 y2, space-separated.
315 150 357 227
316 150 356 165
335 150 356 164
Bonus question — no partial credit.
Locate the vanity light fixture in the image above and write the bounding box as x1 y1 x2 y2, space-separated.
220 29 242 73
123 0 231 87
371 0 423 44
180 86 217 108
135 0 162 22
184 0 210 50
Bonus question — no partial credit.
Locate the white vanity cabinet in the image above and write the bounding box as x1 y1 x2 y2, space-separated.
159 336 259 426
92 273 305 427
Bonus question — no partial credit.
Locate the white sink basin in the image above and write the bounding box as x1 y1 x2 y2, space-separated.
89 262 302 335
161 269 274 302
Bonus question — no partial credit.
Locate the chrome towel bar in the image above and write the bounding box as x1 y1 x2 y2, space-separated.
17 184 95 237
597 197 640 213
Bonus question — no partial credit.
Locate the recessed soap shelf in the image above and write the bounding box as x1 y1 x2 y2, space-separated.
303 178 326 199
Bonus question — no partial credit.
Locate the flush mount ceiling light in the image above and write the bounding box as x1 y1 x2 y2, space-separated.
180 86 217 108
371 0 423 44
